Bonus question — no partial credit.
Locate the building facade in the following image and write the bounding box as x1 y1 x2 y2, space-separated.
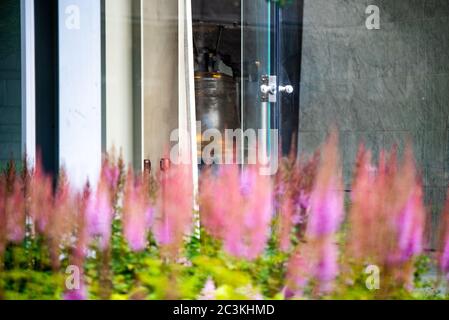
0 0 448 242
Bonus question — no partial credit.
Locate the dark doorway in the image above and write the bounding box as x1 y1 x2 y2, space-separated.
34 0 59 175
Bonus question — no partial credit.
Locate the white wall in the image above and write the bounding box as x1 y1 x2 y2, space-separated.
105 0 134 166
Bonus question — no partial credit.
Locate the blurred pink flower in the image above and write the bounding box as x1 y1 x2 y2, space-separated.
394 185 425 263
240 167 272 260
285 247 311 297
442 238 449 281
5 181 25 243
29 155 54 234
63 283 88 300
103 161 120 190
153 164 193 256
85 182 113 250
201 165 272 260
123 169 153 252
198 278 216 300
306 181 343 238
304 132 343 294
440 189 449 281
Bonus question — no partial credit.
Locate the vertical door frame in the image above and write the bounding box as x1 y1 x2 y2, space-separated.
179 0 199 213
132 0 144 171
21 0 36 167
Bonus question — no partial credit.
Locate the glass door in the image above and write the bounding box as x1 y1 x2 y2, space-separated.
241 0 273 165
192 0 301 170
242 0 300 166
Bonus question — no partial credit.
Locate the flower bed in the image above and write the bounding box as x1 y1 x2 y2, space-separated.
0 133 448 300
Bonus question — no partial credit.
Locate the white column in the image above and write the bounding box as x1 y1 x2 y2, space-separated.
179 0 199 226
58 0 102 189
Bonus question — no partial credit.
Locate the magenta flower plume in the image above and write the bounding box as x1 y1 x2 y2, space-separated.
349 144 425 291
123 169 153 252
306 132 344 238
199 168 228 239
84 158 121 251
395 184 425 263
85 180 113 250
239 166 272 260
0 179 5 250
201 165 272 260
285 247 312 297
103 158 120 191
278 191 294 252
63 281 88 300
5 181 25 243
198 278 216 300
440 189 449 281
392 147 425 265
32 171 76 270
153 164 193 256
220 165 248 258
348 146 379 259
442 234 449 282
29 155 54 234
304 132 344 294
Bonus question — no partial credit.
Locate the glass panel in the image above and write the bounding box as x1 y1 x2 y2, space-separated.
192 0 272 165
242 0 272 161
278 0 302 156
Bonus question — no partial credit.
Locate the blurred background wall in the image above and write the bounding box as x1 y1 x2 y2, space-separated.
142 0 179 169
298 0 449 245
105 0 135 166
0 0 22 167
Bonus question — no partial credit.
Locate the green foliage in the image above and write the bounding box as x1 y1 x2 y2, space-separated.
0 208 447 300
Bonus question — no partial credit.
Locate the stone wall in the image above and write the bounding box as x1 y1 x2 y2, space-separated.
298 0 449 244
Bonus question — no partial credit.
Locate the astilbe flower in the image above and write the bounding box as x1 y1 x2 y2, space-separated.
70 184 91 270
241 166 272 259
275 158 300 252
0 176 6 258
198 277 216 300
0 161 26 245
29 155 54 235
286 132 344 296
153 164 193 257
348 144 426 291
63 280 88 300
48 171 77 269
198 168 228 239
215 165 246 257
275 152 320 252
284 245 312 298
439 188 449 282
5 180 26 244
123 168 153 252
84 160 118 251
200 165 273 260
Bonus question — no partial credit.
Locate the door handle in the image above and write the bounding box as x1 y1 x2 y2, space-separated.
279 85 294 94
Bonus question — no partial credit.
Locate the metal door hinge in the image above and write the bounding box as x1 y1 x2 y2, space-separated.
260 75 277 103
